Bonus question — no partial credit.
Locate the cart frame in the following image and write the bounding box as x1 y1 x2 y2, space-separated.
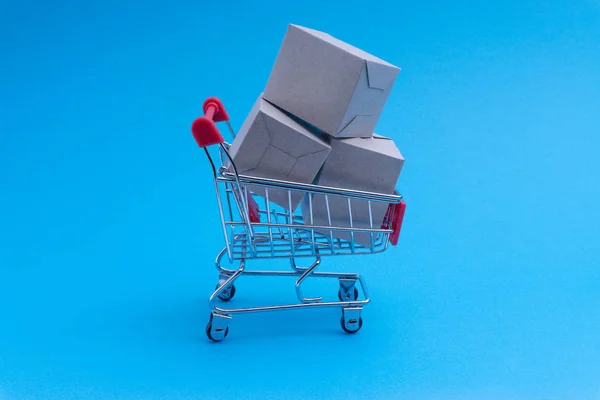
191 97 406 341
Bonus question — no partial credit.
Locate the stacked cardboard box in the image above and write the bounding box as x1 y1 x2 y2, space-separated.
229 24 404 246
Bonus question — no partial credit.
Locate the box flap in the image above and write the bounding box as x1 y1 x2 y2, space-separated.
337 115 374 138
261 99 332 159
372 133 392 140
365 60 400 90
288 149 331 182
264 98 332 143
343 134 403 160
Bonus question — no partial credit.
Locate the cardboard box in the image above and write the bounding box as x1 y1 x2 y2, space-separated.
228 96 331 210
301 134 404 246
263 24 401 139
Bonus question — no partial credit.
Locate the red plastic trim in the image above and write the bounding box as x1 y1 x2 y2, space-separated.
191 97 230 147
191 116 224 148
389 200 406 246
203 97 229 122
247 194 260 223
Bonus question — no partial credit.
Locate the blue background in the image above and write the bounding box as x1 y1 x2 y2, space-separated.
1 0 600 399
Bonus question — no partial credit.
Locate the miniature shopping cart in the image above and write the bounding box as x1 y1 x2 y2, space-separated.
191 97 406 342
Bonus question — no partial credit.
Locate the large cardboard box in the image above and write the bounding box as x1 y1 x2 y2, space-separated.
301 134 404 246
263 24 401 139
228 96 331 210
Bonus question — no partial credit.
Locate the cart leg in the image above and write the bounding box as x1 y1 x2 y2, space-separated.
295 258 323 303
212 256 245 303
206 313 232 342
341 307 363 334
215 247 237 275
338 278 359 301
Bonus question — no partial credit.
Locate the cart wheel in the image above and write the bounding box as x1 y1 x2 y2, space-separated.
206 320 229 342
338 287 359 301
216 283 236 301
340 315 363 334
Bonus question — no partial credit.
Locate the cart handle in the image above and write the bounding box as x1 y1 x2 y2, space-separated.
191 97 258 253
191 97 229 147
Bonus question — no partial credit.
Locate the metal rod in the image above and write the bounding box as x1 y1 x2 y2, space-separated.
347 197 356 254
288 190 295 259
219 143 255 255
295 258 323 303
308 194 316 256
225 120 236 139
204 148 217 178
213 298 369 314
368 201 375 252
217 171 402 203
265 188 274 257
225 221 392 233
324 195 335 255
290 255 320 272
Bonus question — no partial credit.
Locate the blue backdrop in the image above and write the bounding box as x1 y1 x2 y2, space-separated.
1 0 600 399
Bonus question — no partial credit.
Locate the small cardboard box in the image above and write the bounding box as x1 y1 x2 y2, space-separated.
301 134 404 246
263 24 401 139
228 96 331 211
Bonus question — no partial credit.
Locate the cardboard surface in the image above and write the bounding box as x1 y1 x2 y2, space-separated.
301 134 404 246
229 96 331 210
263 24 401 138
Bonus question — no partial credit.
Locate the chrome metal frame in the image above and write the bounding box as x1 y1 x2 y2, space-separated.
201 122 403 341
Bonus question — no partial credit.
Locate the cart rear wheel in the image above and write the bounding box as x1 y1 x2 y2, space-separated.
338 287 359 301
340 315 363 334
216 283 236 301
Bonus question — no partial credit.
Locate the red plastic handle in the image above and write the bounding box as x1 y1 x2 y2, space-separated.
191 97 229 148
203 97 229 122
384 200 406 246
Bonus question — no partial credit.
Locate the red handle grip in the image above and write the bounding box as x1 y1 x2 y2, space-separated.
191 97 229 148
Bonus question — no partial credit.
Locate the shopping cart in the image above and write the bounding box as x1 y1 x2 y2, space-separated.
191 97 406 342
